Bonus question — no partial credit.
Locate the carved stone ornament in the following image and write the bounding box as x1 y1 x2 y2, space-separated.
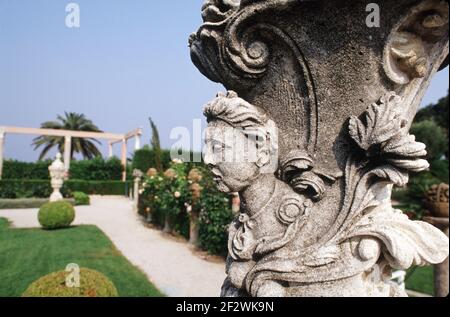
190 0 449 297
49 153 66 202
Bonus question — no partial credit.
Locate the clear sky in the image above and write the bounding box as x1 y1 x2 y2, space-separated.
0 0 448 162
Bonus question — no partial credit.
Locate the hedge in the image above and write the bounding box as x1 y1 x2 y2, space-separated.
0 179 132 199
132 147 169 173
131 146 203 174
2 157 124 181
1 160 51 180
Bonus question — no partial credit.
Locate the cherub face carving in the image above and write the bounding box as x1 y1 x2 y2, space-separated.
204 120 260 193
203 91 278 193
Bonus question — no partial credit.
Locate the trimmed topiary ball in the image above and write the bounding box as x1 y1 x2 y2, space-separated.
22 268 118 297
38 201 75 230
73 192 90 206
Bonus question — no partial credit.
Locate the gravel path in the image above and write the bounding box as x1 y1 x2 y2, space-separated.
0 196 226 297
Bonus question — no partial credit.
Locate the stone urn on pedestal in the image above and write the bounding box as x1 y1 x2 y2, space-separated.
49 153 66 202
190 0 449 297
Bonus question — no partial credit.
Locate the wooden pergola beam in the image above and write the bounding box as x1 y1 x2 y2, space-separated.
1 126 124 141
110 128 143 146
0 126 143 182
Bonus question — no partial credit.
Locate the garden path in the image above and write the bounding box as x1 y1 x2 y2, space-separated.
0 196 226 297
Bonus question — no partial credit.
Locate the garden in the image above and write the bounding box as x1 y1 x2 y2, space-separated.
1 94 448 296
0 216 162 297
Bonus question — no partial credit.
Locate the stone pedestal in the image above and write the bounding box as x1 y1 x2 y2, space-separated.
188 169 203 246
190 0 449 297
132 169 144 213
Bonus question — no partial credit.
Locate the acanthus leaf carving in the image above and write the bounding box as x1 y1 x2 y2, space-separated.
349 91 430 182
346 206 449 270
349 92 405 152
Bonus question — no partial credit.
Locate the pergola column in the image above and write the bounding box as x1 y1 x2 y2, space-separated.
0 130 5 180
108 142 113 158
121 139 127 181
64 136 72 172
134 133 141 150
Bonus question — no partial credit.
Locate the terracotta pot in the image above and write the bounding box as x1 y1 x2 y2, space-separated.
426 201 449 218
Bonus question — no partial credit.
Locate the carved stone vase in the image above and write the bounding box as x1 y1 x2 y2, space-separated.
49 153 66 202
190 0 449 297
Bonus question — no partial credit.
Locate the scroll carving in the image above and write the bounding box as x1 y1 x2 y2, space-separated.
383 1 449 84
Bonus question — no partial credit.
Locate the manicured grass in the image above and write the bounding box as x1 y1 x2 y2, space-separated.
0 218 163 297
405 266 434 296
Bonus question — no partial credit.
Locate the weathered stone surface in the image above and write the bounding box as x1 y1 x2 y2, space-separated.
190 0 449 297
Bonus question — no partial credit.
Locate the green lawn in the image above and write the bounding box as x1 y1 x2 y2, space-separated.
405 266 434 296
0 218 163 297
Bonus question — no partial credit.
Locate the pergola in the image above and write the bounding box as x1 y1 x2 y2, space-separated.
0 126 142 181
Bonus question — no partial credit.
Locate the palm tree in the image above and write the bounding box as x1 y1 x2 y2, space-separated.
32 112 103 160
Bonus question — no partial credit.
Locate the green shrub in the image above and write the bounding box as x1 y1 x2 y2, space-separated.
430 159 449 183
407 171 441 203
410 119 447 161
198 190 234 256
194 165 234 255
38 201 75 230
73 192 90 206
22 268 118 297
0 179 132 199
393 171 443 219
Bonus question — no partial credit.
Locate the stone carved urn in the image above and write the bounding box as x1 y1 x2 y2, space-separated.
425 183 449 218
190 0 450 297
49 153 66 202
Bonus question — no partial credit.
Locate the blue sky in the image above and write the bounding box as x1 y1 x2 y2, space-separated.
0 0 448 162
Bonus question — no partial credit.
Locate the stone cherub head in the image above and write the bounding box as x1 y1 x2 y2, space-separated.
203 90 278 194
203 91 309 297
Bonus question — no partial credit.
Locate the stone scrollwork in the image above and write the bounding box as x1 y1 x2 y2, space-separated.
383 0 449 84
190 0 320 188
191 0 449 297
